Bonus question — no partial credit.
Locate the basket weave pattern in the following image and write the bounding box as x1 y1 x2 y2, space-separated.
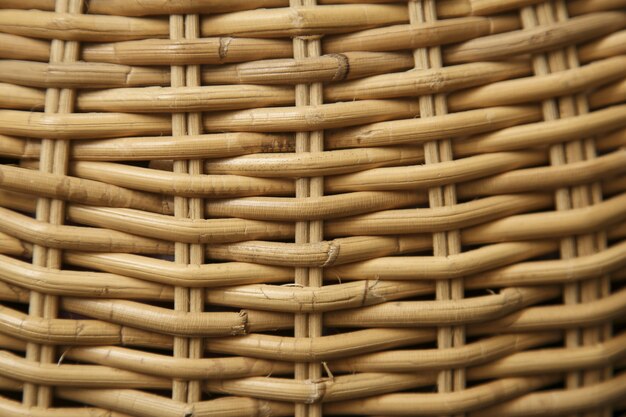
0 0 625 415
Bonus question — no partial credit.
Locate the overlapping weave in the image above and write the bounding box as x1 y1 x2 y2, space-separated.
0 0 625 416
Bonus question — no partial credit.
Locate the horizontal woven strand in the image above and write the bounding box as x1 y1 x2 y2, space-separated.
1 193 554 245
206 329 434 361
331 149 624 194
324 16 518 53
324 287 560 327
467 239 626 287
0 110 170 140
330 238 626 285
14 374 623 417
0 305 172 346
0 60 169 88
3 195 626 258
447 55 626 111
578 29 626 62
2 19 620 65
328 241 554 280
201 51 414 85
0 83 44 110
65 205 294 244
333 333 626 378
200 5 409 38
88 0 289 15
6 331 618 383
469 286 626 334
325 103 620 151
48 133 293 161
325 151 544 192
462 191 626 243
65 345 291 379
0 253 173 299
0 10 169 41
203 192 424 221
0 52 411 88
0 32 50 62
0 206 172 253
467 331 626 379
61 298 247 336
0 273 429 312
204 147 424 177
590 77 626 108
325 376 555 415
203 99 420 132
0 80 626 141
0 99 421 139
325 61 531 102
82 37 293 65
67 290 549 331
455 104 626 153
0 232 29 257
330 333 558 372
444 11 626 63
6 335 622 380
55 389 291 417
76 84 295 113
327 105 541 148
0 240 576 292
460 149 626 196
567 0 626 16
4 0 620 17
208 373 426 404
471 371 626 417
3 119 621 165
326 373 626 416
0 351 169 388
84 0 485 17
324 194 552 236
28 160 294 197
0 396 131 417
205 281 430 313
0 165 168 213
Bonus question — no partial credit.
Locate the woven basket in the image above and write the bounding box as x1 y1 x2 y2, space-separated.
0 0 625 416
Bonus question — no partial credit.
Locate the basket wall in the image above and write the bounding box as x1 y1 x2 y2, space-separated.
0 0 625 416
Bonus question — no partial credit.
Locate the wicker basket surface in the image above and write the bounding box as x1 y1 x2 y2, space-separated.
0 0 625 416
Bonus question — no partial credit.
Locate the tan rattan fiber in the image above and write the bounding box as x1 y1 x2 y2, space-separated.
0 0 625 416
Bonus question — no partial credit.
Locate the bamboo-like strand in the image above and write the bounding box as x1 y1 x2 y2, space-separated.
22 0 83 408
409 0 466 406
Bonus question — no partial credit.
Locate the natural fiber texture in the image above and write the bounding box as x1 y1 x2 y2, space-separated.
0 0 625 416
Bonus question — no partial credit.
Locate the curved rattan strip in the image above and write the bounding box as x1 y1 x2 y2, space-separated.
76 84 294 113
2 193 625 255
1 14 621 65
3 331 620 382
201 51 414 85
471 371 626 416
3 119 621 165
4 0 621 17
443 11 626 63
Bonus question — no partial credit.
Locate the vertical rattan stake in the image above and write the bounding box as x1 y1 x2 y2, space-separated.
409 0 466 408
169 12 206 404
520 3 613 416
23 0 83 408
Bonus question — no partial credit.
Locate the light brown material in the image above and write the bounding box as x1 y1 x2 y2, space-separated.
0 0 624 416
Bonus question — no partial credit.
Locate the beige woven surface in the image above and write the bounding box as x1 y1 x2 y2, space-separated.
0 0 625 416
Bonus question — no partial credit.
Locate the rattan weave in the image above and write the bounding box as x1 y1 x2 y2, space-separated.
0 0 625 416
